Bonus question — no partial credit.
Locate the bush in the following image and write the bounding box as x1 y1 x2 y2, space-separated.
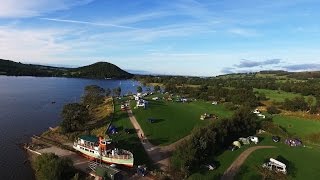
310 105 318 114
223 102 238 110
260 121 289 137
267 106 281 114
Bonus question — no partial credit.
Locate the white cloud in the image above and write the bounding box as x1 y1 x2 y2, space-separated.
40 18 140 30
0 0 94 18
228 28 260 37
0 25 70 62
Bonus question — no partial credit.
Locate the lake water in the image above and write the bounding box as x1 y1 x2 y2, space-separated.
0 76 143 180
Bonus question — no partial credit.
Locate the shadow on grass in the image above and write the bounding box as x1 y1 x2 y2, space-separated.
148 137 169 146
276 155 297 177
234 165 250 180
146 118 165 124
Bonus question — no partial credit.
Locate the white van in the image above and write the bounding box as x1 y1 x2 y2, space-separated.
262 158 287 174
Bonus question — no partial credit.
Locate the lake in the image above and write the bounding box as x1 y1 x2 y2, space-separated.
0 76 144 180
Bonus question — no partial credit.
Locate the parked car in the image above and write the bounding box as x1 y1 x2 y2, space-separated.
272 136 280 142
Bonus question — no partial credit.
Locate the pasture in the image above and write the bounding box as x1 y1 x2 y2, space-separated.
272 115 320 138
254 88 316 104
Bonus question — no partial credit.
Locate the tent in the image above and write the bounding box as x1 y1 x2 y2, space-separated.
239 137 250 145
108 125 118 134
233 141 241 148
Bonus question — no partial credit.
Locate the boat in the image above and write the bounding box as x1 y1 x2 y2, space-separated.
73 135 134 167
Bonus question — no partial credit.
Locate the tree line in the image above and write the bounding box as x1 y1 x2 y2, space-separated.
171 107 258 177
60 85 121 133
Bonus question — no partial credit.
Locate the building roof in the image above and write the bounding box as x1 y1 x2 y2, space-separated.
96 166 121 178
79 135 99 143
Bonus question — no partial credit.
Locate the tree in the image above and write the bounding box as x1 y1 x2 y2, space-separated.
105 88 111 97
34 153 75 180
82 85 105 107
137 86 143 93
307 96 314 109
61 103 90 133
154 85 161 92
282 96 308 111
113 86 121 97
146 86 151 93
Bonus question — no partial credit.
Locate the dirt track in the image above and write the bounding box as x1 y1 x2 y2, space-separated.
221 146 276 180
127 109 189 171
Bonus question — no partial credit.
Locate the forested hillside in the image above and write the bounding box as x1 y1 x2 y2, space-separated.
0 59 133 79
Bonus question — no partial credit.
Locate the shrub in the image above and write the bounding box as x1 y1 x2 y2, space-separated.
267 106 281 114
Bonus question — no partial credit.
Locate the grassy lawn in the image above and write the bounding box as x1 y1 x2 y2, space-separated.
131 97 232 146
235 136 320 180
189 144 255 179
189 134 320 180
110 99 152 167
272 115 320 138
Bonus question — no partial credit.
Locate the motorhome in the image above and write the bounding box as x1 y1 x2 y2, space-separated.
262 158 287 174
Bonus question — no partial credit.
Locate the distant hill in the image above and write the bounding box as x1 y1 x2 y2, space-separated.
216 70 320 80
0 59 133 79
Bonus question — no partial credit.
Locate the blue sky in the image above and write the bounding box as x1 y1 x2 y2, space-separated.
0 0 320 76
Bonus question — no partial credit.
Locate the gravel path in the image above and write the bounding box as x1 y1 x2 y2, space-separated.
126 109 189 171
221 146 276 180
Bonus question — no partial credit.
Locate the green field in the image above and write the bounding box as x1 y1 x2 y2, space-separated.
254 89 302 102
132 97 232 146
110 99 152 167
235 137 320 180
273 115 320 138
254 88 316 103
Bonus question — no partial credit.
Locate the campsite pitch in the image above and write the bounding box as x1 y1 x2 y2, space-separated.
131 98 232 146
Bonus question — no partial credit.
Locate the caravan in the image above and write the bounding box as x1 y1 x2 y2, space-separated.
262 158 287 174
